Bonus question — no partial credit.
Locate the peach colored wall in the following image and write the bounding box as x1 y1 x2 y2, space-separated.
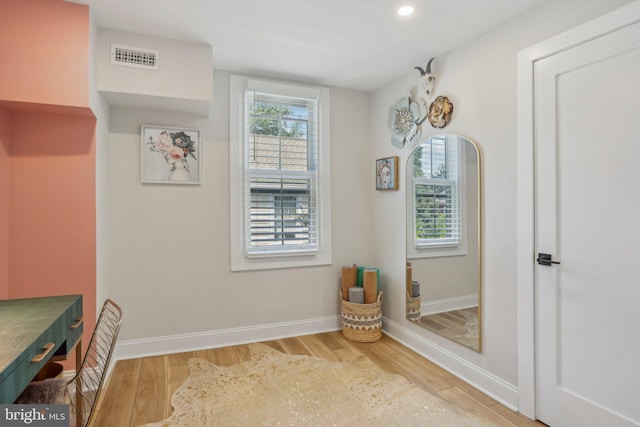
0 0 90 109
0 0 96 365
8 112 96 359
0 109 9 300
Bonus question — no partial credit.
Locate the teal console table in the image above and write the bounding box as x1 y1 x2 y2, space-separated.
0 295 83 403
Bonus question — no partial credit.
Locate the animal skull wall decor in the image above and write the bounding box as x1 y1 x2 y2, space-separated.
414 57 436 97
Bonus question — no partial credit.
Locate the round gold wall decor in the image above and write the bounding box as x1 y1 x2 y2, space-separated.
427 96 454 128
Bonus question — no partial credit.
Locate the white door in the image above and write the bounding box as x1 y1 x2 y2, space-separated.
534 19 640 427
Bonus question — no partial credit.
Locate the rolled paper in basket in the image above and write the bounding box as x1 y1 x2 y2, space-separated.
411 280 420 298
363 269 378 304
341 264 358 300
349 286 364 304
357 266 365 287
406 264 413 297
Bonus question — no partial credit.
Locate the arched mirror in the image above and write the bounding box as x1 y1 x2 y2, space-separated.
405 134 482 352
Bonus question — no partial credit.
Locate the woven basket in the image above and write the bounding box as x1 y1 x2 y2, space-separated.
406 292 421 323
340 290 383 342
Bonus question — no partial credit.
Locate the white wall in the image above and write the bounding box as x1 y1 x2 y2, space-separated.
97 29 212 115
99 0 634 409
370 0 633 403
106 70 373 346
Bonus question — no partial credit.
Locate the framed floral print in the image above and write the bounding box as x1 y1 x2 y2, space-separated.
141 125 201 184
376 156 399 190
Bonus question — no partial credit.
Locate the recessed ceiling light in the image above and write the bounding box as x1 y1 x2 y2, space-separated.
397 5 415 16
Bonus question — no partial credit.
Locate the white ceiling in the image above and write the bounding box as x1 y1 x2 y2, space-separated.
68 0 548 92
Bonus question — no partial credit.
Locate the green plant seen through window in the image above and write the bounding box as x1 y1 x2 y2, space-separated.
249 103 305 138
413 143 452 240
415 185 451 240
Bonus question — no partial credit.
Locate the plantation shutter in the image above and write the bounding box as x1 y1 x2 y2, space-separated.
244 89 319 255
413 135 461 247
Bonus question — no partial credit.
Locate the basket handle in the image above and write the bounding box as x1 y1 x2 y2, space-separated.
377 291 383 303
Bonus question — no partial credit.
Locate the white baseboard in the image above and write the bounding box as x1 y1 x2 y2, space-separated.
61 367 100 393
114 315 342 361
421 294 478 315
62 370 75 382
382 317 519 410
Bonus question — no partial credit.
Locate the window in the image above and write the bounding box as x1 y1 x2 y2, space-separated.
230 76 331 271
408 134 466 258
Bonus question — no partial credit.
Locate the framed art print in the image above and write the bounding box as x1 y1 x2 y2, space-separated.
376 156 399 190
141 125 201 184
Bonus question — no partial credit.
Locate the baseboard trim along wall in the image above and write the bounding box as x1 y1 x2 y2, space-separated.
382 318 519 411
62 367 100 393
113 315 343 361
421 293 479 316
112 314 518 412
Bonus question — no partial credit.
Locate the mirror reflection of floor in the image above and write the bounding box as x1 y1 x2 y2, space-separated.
419 306 479 351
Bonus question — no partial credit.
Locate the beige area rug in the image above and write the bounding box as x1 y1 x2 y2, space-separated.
139 343 494 427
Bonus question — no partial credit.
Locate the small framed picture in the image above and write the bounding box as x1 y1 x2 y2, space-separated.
141 125 201 184
376 156 399 190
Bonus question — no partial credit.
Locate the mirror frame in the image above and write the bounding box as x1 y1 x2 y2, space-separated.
405 133 482 352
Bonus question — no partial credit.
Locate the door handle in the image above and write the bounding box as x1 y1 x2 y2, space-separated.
537 253 560 266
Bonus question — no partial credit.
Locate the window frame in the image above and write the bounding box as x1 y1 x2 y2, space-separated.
407 135 468 259
229 75 332 271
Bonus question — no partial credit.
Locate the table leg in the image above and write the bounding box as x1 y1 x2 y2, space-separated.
75 340 82 427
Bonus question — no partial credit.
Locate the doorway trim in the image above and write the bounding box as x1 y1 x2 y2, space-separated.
516 0 640 418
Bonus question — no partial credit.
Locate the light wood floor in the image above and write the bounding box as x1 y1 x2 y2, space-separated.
92 331 546 427
420 307 479 350
421 307 477 336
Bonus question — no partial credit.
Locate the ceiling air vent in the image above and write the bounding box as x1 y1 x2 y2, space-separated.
111 43 159 70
